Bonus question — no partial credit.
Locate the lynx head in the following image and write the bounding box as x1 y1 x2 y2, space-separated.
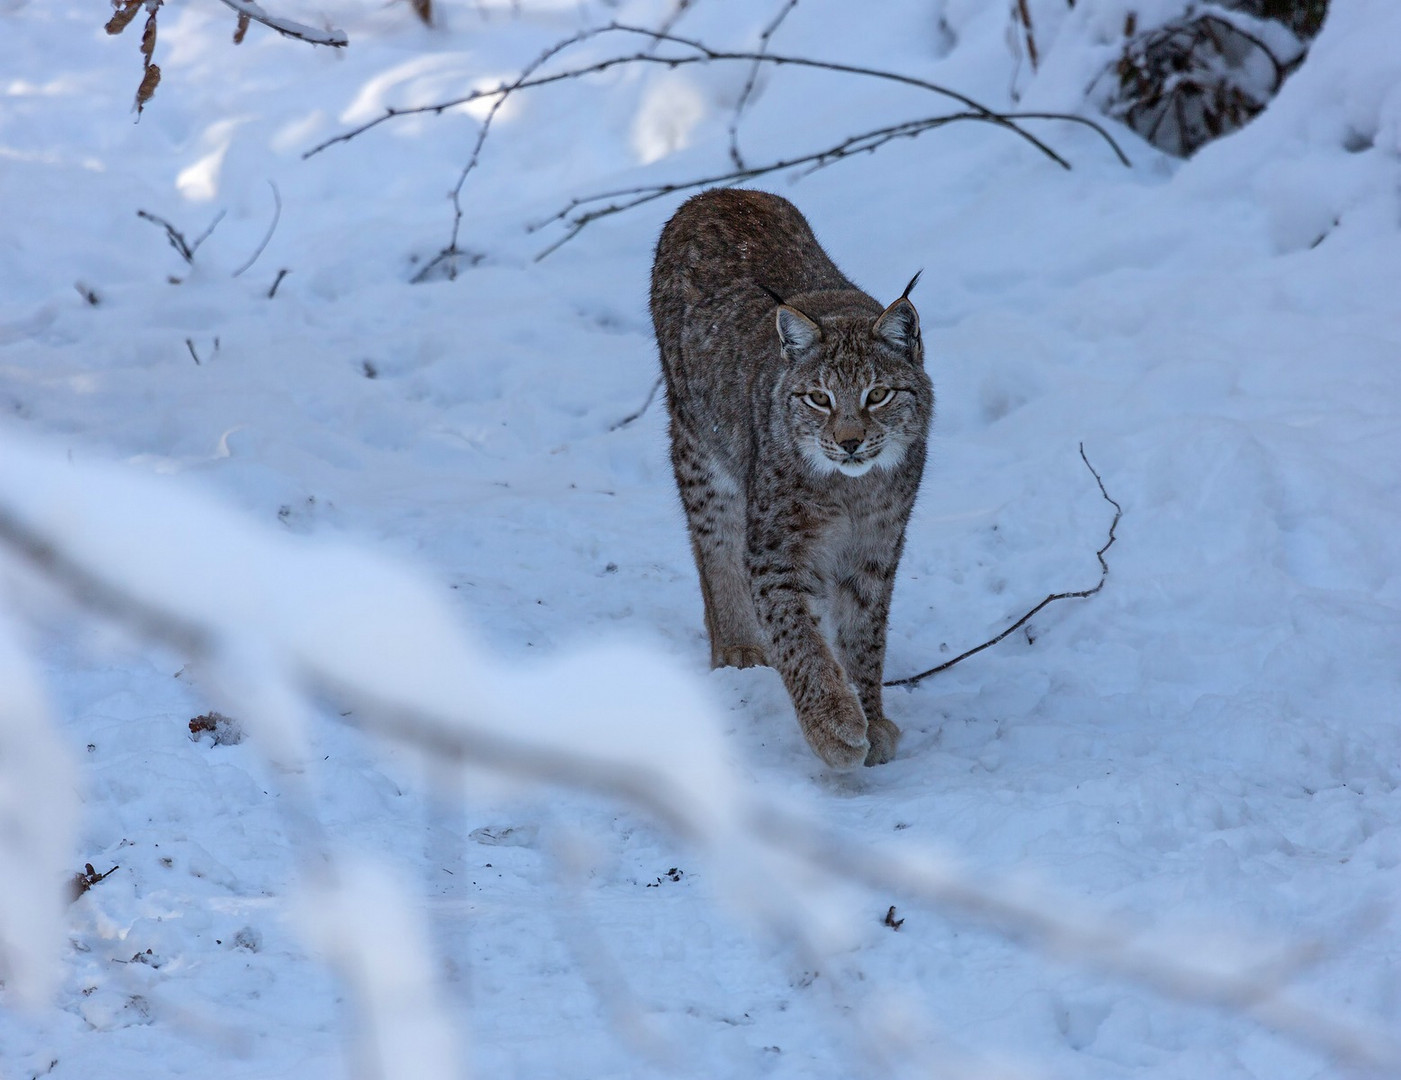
771 279 932 479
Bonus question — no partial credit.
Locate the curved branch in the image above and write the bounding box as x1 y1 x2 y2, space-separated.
232 180 282 277
885 443 1122 689
527 109 1119 260
303 22 1127 169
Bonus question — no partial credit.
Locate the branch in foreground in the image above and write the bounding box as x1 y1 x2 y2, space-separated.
1 444 1398 1074
885 443 1121 688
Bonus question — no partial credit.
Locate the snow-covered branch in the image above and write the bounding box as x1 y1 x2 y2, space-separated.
2 432 1398 1074
215 0 347 48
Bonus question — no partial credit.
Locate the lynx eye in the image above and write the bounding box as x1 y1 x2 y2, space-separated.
803 390 832 410
865 386 893 408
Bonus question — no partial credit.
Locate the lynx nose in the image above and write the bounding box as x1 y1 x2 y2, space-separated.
838 437 863 455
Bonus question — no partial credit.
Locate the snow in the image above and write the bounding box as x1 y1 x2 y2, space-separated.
2 0 1401 1077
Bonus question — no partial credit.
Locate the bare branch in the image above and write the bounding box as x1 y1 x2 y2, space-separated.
728 0 801 170
527 107 1125 259
303 19 1126 268
410 23 624 281
214 0 347 47
305 23 1112 164
885 443 1122 688
232 180 282 277
1015 0 1040 71
136 208 225 264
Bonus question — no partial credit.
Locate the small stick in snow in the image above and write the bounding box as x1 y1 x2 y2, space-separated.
137 208 226 266
609 375 664 432
267 268 291 299
885 443 1122 689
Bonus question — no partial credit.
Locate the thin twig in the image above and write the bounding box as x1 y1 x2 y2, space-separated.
137 208 226 265
1015 0 1040 71
185 338 202 365
651 0 699 44
267 268 290 298
410 24 619 281
529 107 1124 260
885 443 1121 689
305 19 1126 270
728 0 801 169
305 24 1096 166
232 180 282 277
609 375 664 432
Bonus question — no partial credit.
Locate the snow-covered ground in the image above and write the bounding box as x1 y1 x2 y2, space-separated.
2 1 1400 1077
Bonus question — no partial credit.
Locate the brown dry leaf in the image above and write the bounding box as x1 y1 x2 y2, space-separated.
140 10 158 63
135 62 161 114
105 0 143 36
409 0 432 26
233 11 250 44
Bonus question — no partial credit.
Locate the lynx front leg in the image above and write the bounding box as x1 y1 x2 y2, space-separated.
748 505 870 769
832 556 901 766
669 420 766 669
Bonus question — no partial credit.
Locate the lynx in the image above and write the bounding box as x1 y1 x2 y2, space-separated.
650 189 933 768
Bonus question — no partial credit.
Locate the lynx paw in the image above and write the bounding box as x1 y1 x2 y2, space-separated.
712 643 767 669
864 717 901 766
800 695 870 770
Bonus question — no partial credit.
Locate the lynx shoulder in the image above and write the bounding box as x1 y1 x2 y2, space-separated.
650 188 933 769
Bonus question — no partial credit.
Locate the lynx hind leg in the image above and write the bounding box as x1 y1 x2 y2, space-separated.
670 430 766 669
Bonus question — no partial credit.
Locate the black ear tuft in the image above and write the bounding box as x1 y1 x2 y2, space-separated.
757 283 787 307
900 270 922 301
874 296 920 354
775 305 821 353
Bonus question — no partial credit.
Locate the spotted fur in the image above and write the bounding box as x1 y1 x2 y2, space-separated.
650 189 934 768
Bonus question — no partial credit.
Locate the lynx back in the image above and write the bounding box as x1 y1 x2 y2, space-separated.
650 189 933 769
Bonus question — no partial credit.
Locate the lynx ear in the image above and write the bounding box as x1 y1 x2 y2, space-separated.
874 296 920 355
776 305 821 353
